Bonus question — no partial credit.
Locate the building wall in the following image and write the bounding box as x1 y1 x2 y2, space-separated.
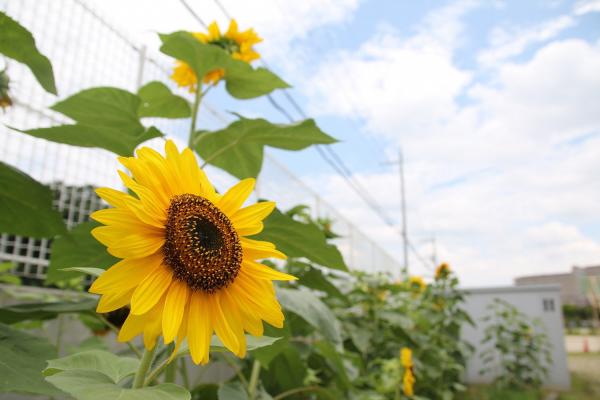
515 266 600 306
461 285 570 390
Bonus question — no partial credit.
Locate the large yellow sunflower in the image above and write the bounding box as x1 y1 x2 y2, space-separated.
171 19 262 90
89 140 295 364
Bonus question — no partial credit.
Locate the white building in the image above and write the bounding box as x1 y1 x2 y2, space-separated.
461 284 570 389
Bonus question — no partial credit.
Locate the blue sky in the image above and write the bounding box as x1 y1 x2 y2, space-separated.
92 0 600 286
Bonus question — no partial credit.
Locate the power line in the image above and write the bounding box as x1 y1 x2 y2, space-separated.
178 0 433 273
178 0 208 29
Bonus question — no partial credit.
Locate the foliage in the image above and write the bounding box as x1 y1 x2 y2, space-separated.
0 12 479 400
479 299 552 390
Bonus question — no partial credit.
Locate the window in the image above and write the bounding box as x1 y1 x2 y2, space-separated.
543 298 555 312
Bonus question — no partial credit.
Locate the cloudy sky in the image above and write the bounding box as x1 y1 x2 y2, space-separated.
84 0 600 286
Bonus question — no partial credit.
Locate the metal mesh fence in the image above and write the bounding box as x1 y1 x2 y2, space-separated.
0 0 401 281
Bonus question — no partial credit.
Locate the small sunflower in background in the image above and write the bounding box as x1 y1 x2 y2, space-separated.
89 140 295 364
434 262 450 280
171 19 262 91
408 275 426 294
0 68 12 111
400 347 416 397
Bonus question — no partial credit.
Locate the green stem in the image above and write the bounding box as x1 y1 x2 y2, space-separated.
189 84 212 139
247 360 261 400
165 362 176 383
189 83 203 138
179 358 190 388
144 357 171 387
132 347 156 389
272 386 323 400
55 314 65 356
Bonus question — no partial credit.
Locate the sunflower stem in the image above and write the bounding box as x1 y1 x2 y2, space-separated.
189 83 212 140
132 347 156 389
247 359 261 400
189 83 203 139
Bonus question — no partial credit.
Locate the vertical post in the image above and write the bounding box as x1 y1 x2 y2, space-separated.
399 149 409 276
136 45 147 90
431 236 438 267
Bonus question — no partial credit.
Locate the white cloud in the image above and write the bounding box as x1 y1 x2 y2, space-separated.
477 15 575 67
302 0 600 286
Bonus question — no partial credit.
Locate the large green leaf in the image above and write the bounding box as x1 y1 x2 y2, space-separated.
137 81 191 118
313 341 351 390
0 162 66 237
159 31 289 99
261 346 306 393
0 298 97 324
277 288 342 344
297 264 348 302
0 322 63 396
224 62 289 99
18 87 163 155
254 209 347 271
191 117 336 179
0 11 56 94
159 31 231 85
218 382 247 400
46 220 118 284
46 370 190 400
44 350 139 383
251 337 289 369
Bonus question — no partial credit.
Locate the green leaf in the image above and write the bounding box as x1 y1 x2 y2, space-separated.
137 81 191 118
0 162 66 238
218 382 248 400
0 299 97 324
0 11 56 94
46 369 190 400
61 267 106 277
159 31 289 99
0 322 63 396
254 209 347 271
191 117 336 179
17 87 163 155
277 288 342 344
298 265 348 302
160 31 231 83
46 220 118 284
313 341 351 390
44 350 139 383
224 62 289 99
261 346 306 392
211 335 282 352
252 337 289 369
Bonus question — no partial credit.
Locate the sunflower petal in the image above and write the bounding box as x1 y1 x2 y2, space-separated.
188 292 212 365
219 178 255 216
130 265 172 315
209 293 241 356
241 260 296 281
231 201 275 227
162 280 190 344
89 253 162 294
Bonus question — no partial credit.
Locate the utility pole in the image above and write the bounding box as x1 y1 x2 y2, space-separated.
383 149 409 276
398 149 409 276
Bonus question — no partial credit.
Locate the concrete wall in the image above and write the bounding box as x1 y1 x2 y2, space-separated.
461 284 570 390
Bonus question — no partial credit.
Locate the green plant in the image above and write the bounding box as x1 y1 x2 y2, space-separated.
479 299 552 390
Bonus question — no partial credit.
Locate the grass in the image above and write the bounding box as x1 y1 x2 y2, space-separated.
460 353 600 400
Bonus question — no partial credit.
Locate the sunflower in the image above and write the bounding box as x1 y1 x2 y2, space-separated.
171 19 262 91
89 140 295 364
0 69 12 110
434 262 450 280
408 276 426 294
400 347 415 397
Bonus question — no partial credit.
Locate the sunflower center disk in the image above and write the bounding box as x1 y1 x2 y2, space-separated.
163 194 242 293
